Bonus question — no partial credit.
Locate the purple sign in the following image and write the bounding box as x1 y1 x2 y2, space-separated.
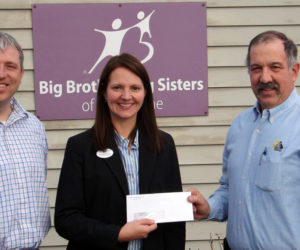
32 3 207 120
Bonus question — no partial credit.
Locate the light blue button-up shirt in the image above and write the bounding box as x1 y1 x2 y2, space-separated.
115 131 141 250
208 88 300 250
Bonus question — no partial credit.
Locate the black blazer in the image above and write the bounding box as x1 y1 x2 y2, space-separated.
54 129 185 250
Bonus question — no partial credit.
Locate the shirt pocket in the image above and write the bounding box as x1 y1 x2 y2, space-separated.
255 151 282 191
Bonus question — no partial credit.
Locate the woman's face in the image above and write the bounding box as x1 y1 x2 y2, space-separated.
104 67 146 126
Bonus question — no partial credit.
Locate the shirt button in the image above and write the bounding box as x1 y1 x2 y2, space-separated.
256 129 260 133
239 201 243 205
237 226 241 230
242 176 246 180
131 178 134 182
248 152 252 156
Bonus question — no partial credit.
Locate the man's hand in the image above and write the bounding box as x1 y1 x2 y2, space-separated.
118 219 157 242
188 188 210 220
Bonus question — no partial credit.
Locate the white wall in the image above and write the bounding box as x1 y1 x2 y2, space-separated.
1 0 300 249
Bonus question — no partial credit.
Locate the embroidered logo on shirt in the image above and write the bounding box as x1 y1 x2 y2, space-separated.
273 140 283 152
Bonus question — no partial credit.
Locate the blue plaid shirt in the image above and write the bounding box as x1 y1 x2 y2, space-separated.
0 98 50 249
115 131 141 250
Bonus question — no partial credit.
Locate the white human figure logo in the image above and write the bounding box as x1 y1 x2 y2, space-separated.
88 10 155 74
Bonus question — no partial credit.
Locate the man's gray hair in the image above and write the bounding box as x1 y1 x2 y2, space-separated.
246 30 298 71
0 31 24 70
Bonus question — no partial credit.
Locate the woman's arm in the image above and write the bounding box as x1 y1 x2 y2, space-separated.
54 136 121 248
162 132 186 250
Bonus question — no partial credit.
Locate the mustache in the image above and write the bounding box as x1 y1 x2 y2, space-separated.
256 82 279 92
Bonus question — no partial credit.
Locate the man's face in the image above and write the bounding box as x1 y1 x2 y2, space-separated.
0 46 24 110
249 38 299 110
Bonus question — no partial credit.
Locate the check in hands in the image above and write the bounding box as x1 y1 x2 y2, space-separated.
118 187 210 243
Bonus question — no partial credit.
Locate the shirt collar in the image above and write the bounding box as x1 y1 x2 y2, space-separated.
6 97 28 125
115 130 139 149
252 87 299 123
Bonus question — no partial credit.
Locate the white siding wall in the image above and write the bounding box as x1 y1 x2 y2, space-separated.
1 0 300 249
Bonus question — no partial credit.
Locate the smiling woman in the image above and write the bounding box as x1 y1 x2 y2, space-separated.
104 67 146 135
54 53 186 250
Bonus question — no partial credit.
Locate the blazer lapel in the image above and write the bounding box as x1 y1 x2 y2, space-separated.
100 149 129 195
139 140 156 194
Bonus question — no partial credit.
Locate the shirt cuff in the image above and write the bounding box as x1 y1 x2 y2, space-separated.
206 197 219 220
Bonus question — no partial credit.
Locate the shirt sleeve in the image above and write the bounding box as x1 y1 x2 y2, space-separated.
207 137 229 222
41 122 48 176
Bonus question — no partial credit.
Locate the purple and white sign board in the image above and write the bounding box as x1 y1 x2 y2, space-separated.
32 3 207 120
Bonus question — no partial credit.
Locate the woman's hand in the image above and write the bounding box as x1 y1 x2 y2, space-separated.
118 219 157 242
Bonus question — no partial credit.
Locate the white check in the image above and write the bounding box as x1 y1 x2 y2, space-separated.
126 192 193 223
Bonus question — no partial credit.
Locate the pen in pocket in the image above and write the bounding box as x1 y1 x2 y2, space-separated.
259 146 268 165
